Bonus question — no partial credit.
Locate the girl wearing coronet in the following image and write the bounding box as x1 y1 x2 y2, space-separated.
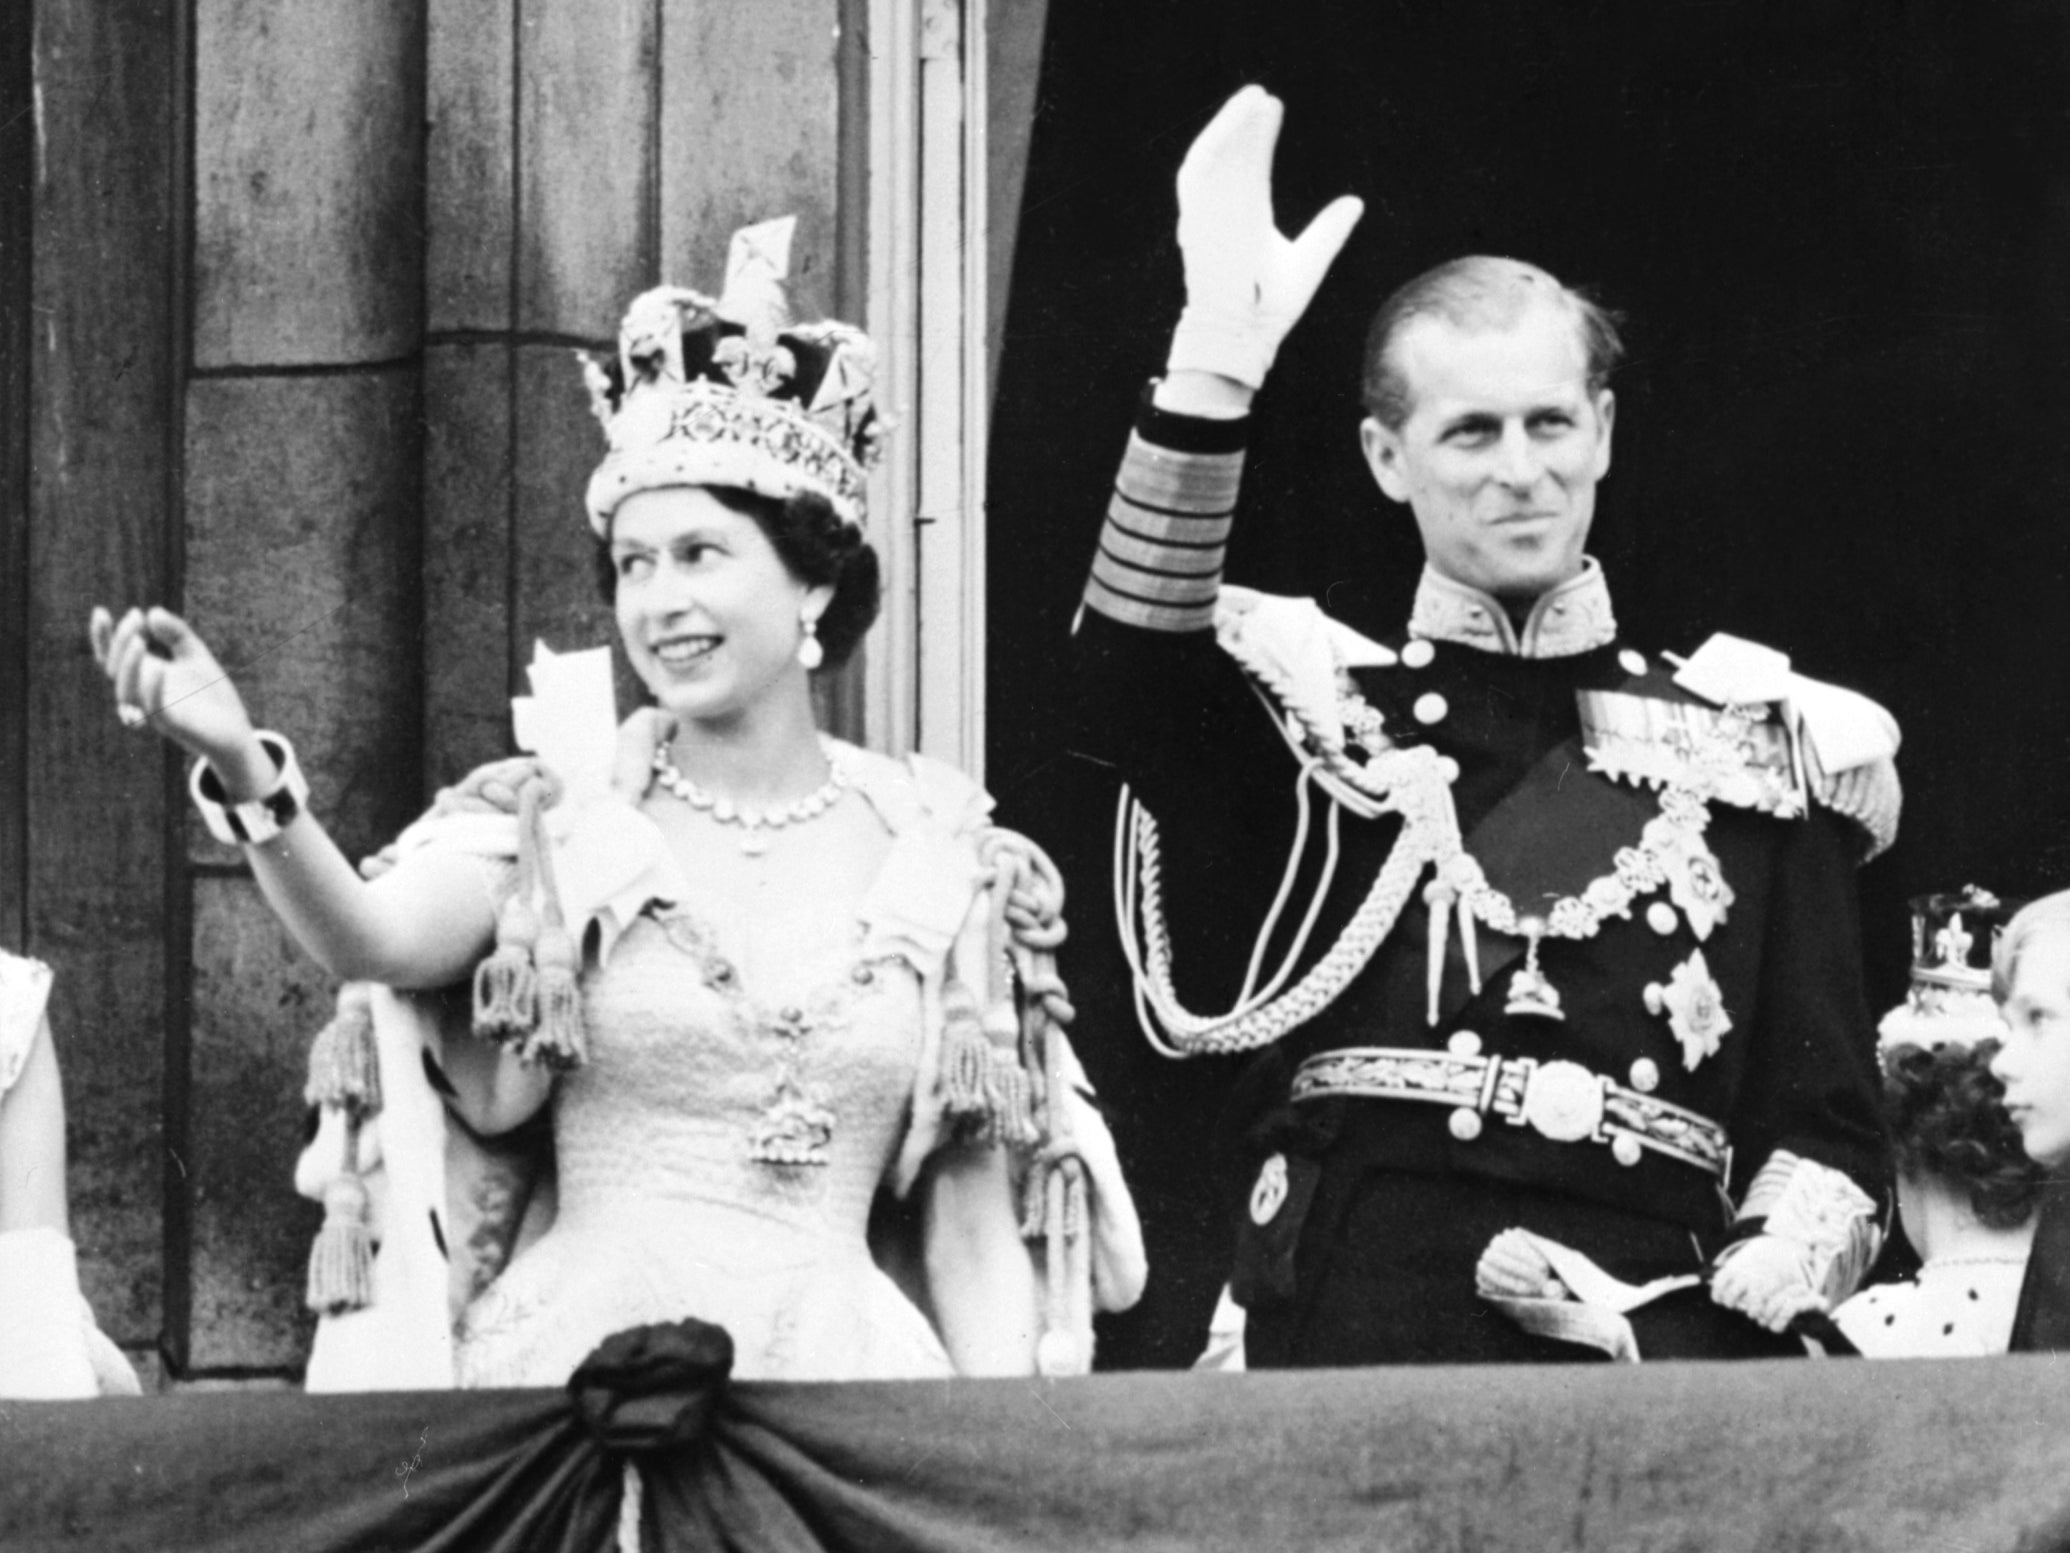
92 219 1141 1388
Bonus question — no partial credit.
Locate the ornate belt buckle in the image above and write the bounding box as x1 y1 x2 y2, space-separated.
1519 1059 1607 1143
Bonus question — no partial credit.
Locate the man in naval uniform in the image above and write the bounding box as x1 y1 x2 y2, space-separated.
1074 87 1903 1365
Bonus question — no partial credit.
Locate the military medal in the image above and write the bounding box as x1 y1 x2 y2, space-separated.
1422 704 1758 1043
1504 919 1565 1022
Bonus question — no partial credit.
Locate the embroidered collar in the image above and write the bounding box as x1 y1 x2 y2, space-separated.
1407 558 1617 659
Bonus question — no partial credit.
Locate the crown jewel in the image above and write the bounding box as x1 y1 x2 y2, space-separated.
1877 885 2022 1058
582 217 884 532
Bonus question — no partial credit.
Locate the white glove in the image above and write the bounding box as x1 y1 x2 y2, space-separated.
1166 86 1365 389
1708 1233 1828 1334
0 1226 100 1398
1474 1227 1570 1302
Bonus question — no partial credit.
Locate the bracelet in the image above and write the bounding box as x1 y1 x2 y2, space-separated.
190 732 308 845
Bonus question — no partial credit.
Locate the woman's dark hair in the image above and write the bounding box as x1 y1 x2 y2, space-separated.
1885 1039 2048 1230
594 485 882 668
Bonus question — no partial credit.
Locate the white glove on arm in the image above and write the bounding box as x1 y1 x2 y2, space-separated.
1710 1155 1881 1334
1166 86 1365 389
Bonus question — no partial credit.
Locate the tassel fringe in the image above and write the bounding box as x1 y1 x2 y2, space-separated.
526 922 587 1071
307 1171 375 1314
305 983 381 1118
471 773 591 1068
473 894 541 1047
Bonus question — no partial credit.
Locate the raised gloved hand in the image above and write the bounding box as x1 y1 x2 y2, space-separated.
1166 85 1365 390
1708 1232 1829 1334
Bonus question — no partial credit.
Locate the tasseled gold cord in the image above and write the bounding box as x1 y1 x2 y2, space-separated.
982 999 1039 1149
1034 1156 1092 1376
473 896 541 1047
304 983 382 1315
976 828 1104 1375
982 856 1040 1148
939 981 995 1129
527 921 584 1070
305 983 380 1117
469 774 589 1069
474 778 546 1047
307 1168 376 1315
523 783 589 1071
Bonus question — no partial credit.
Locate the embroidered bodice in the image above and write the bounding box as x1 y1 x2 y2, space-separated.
552 900 923 1258
454 747 983 1385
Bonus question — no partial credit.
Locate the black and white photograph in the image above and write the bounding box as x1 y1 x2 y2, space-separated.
5 1 2070 1548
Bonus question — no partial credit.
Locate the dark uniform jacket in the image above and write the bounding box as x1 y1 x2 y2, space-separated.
1076 395 1892 1364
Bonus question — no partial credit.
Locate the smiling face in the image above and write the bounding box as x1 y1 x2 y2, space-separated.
608 486 830 728
1992 923 2070 1169
1359 299 1615 601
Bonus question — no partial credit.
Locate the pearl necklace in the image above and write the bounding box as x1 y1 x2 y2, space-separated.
651 741 848 855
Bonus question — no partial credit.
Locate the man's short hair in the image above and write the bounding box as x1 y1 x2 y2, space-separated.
1360 256 1625 430
1991 889 2070 1004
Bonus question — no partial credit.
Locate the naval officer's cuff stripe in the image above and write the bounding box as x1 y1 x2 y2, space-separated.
1090 549 1222 604
1099 531 1225 578
1092 538 1217 579
1106 513 1230 551
1106 495 1234 545
1083 573 1217 633
1111 489 1237 524
1117 435 1244 513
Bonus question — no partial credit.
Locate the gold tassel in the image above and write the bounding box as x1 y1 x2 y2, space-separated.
1018 1162 1049 1239
940 982 992 1121
473 776 551 1049
989 1049 1038 1150
304 983 380 1119
306 1166 375 1315
1034 1161 1085 1376
473 891 540 1047
525 920 587 1072
519 777 588 1071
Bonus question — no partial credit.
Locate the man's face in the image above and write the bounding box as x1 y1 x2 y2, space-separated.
1993 925 2070 1169
1360 301 1615 600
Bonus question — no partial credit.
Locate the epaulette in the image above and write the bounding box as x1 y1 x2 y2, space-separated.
1212 586 1396 760
1589 632 1902 855
1579 680 1809 819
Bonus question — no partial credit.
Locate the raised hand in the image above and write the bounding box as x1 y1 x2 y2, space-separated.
1166 85 1366 390
87 606 269 794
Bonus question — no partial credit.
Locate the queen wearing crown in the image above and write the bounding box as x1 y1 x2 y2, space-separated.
91 220 1143 1388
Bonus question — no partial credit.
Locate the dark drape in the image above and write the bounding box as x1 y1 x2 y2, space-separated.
9 1325 2070 1552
